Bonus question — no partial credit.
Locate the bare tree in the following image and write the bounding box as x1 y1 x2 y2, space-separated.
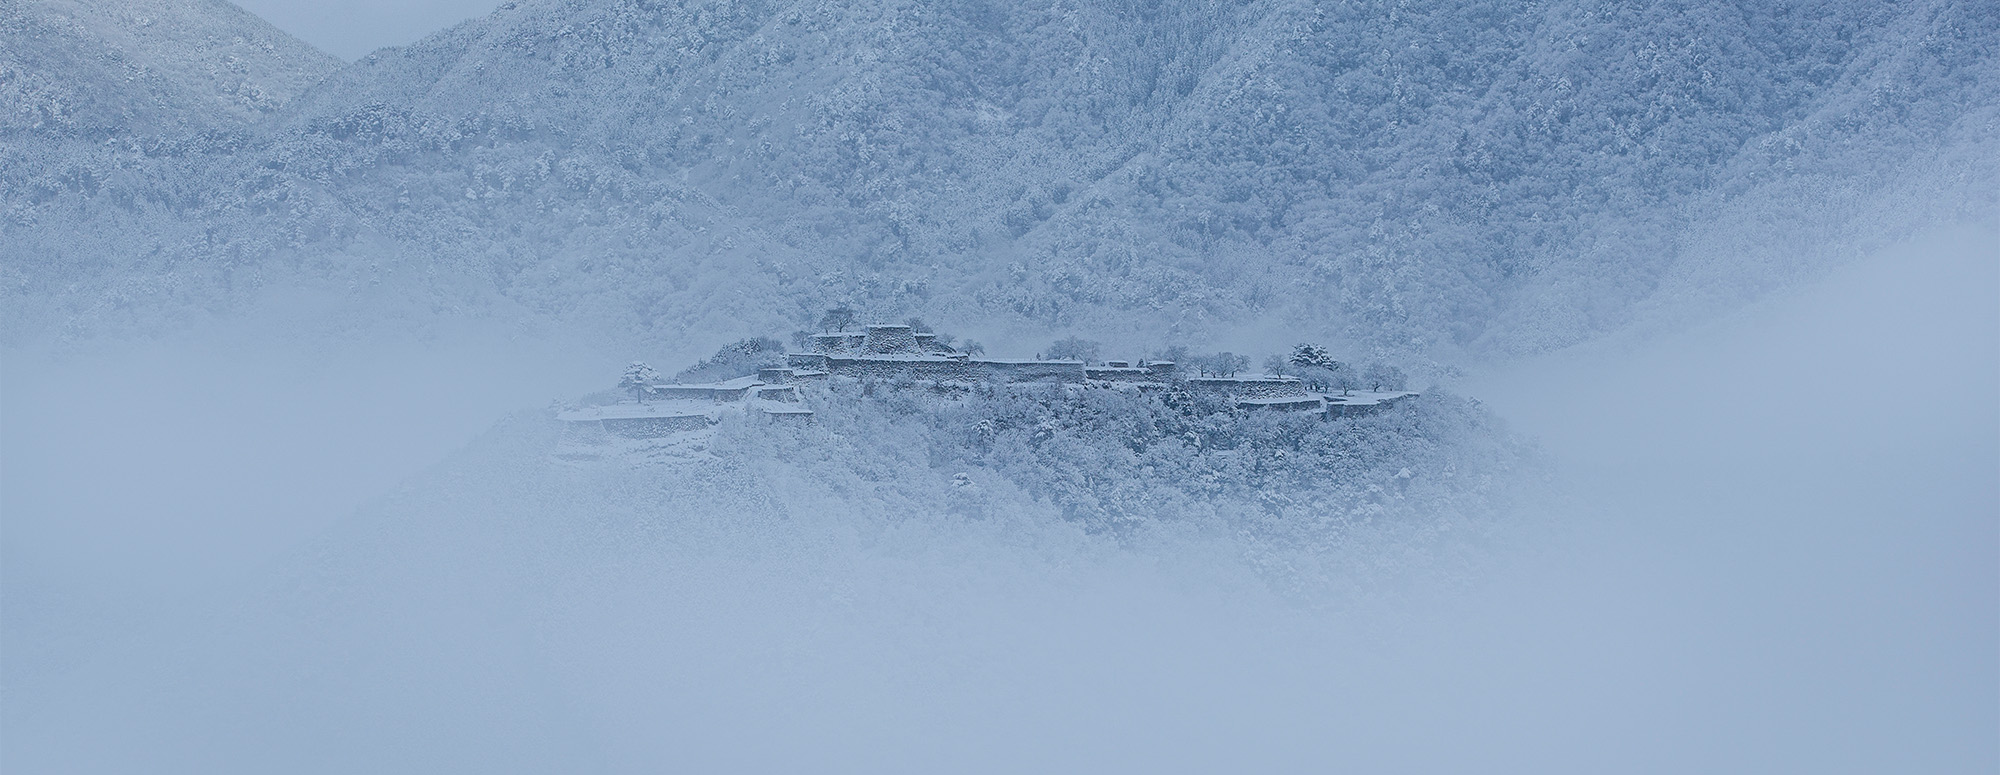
1362 362 1408 392
1195 352 1248 376
1330 364 1359 395
1046 336 1101 364
818 306 856 332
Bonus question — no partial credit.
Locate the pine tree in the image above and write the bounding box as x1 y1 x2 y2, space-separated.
619 361 660 403
1289 343 1337 371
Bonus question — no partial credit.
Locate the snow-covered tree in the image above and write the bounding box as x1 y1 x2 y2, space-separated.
1294 365 1333 392
619 361 659 403
1329 366 1360 396
1195 352 1249 377
1362 362 1409 392
1290 344 1338 371
1046 336 1101 363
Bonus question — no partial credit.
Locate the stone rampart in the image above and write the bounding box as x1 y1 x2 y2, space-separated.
862 325 920 355
598 414 712 437
1187 376 1306 399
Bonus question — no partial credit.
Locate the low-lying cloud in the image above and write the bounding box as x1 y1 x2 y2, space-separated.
2 229 1992 773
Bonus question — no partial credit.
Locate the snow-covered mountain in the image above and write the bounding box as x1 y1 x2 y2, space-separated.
4 0 1994 358
1 0 338 134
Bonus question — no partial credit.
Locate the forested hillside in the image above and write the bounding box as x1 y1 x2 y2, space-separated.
2 0 338 135
4 0 1992 357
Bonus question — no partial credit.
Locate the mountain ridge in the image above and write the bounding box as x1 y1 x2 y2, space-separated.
1 0 339 134
4 0 1993 362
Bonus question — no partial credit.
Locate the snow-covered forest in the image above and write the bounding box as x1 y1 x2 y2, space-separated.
6 0 1993 354
2 0 1993 772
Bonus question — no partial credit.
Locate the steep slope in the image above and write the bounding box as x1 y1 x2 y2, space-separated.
1014 0 1998 351
4 0 1993 358
0 0 343 340
0 0 338 134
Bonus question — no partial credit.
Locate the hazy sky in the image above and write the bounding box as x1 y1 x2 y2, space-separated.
234 0 501 60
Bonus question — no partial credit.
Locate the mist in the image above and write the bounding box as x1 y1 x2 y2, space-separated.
230 0 504 60
1463 226 1998 773
2 227 1990 773
4 0 1996 770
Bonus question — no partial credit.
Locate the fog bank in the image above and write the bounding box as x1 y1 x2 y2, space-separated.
1465 226 1998 772
2 228 1993 773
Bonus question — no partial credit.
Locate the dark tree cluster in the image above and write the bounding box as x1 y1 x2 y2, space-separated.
1281 343 1410 394
1045 336 1102 364
1191 352 1251 377
774 377 1512 536
818 306 857 333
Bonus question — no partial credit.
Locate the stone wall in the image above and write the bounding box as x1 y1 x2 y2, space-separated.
834 356 973 382
599 414 713 437
1187 376 1306 399
788 353 832 370
1085 366 1155 383
653 384 754 401
754 385 800 402
808 333 866 355
862 325 921 355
